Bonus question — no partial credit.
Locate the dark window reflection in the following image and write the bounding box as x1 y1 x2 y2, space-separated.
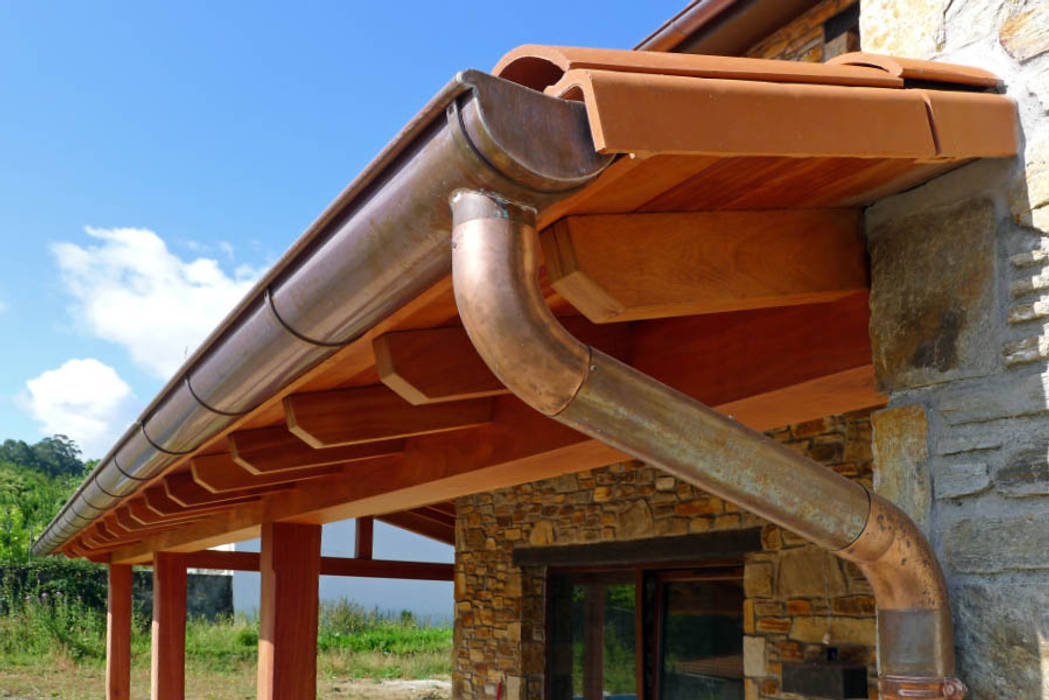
658 579 743 700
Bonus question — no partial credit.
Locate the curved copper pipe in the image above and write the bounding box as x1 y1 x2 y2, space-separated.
450 190 965 699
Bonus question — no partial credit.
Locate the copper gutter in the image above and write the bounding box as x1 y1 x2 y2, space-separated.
635 0 740 52
449 190 966 699
31 71 610 556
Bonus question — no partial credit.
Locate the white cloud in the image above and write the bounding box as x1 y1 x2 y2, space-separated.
23 359 135 457
52 227 261 379
0 299 7 316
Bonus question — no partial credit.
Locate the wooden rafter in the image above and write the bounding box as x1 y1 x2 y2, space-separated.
541 210 868 323
229 426 405 474
285 385 495 448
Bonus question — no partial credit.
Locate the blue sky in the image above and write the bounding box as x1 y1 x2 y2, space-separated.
0 0 684 459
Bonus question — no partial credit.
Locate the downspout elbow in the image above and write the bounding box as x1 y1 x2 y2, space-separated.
840 494 966 699
450 190 591 416
450 189 965 699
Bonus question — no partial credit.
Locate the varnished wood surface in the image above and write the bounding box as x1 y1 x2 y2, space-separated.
106 564 132 700
150 552 187 700
257 522 321 700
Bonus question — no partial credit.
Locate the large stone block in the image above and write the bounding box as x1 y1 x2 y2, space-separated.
775 547 847 598
743 636 767 678
996 446 1049 496
872 405 932 530
933 460 991 500
954 581 1049 697
868 200 999 391
789 615 876 645
1001 6 1049 62
860 0 945 58
946 515 1049 572
938 370 1049 424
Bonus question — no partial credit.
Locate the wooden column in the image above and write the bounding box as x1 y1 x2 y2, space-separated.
106 564 133 700
151 552 187 700
258 522 322 700
355 516 373 559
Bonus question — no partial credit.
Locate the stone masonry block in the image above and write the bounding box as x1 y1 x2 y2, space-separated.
933 461 991 500
861 0 945 58
946 515 1049 573
775 547 847 599
868 199 998 391
744 561 774 598
743 635 767 678
1001 6 1049 62
789 616 876 645
872 405 932 531
996 446 1049 496
954 581 1049 698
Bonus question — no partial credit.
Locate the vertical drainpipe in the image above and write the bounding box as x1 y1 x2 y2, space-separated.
449 189 966 700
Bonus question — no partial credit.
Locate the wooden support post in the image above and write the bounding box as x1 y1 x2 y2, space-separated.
106 564 133 700
355 516 373 560
258 522 322 700
151 552 187 700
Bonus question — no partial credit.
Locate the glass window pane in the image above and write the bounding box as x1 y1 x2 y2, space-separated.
548 575 637 700
603 583 637 698
659 579 744 700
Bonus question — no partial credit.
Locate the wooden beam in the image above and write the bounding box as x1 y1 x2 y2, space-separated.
355 516 373 560
631 293 876 411
151 552 187 700
181 548 454 580
121 503 203 531
258 522 321 700
371 295 869 415
95 521 117 542
191 452 344 493
228 426 404 474
106 564 132 700
163 472 288 507
514 527 761 567
378 510 455 546
284 385 494 448
374 319 630 405
144 486 256 518
104 515 134 540
319 556 453 580
374 326 505 405
541 210 868 323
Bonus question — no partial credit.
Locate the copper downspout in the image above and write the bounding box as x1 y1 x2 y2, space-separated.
449 190 966 700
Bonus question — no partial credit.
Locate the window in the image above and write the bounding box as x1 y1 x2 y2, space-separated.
548 565 743 700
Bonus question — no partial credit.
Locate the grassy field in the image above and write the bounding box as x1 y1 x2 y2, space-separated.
0 597 452 699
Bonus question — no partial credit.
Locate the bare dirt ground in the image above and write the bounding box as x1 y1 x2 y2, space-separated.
0 664 451 699
329 680 451 699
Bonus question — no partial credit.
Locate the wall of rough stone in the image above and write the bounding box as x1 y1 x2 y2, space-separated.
745 0 860 62
453 411 878 700
860 1 1049 696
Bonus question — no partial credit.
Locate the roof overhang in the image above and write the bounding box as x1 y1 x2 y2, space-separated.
36 46 1018 562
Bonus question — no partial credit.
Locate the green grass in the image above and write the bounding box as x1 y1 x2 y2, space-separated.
0 595 453 685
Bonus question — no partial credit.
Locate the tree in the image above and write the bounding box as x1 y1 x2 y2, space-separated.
0 435 85 479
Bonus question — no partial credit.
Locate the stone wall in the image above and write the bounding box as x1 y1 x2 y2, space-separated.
860 1 1049 696
745 0 860 62
453 411 878 700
